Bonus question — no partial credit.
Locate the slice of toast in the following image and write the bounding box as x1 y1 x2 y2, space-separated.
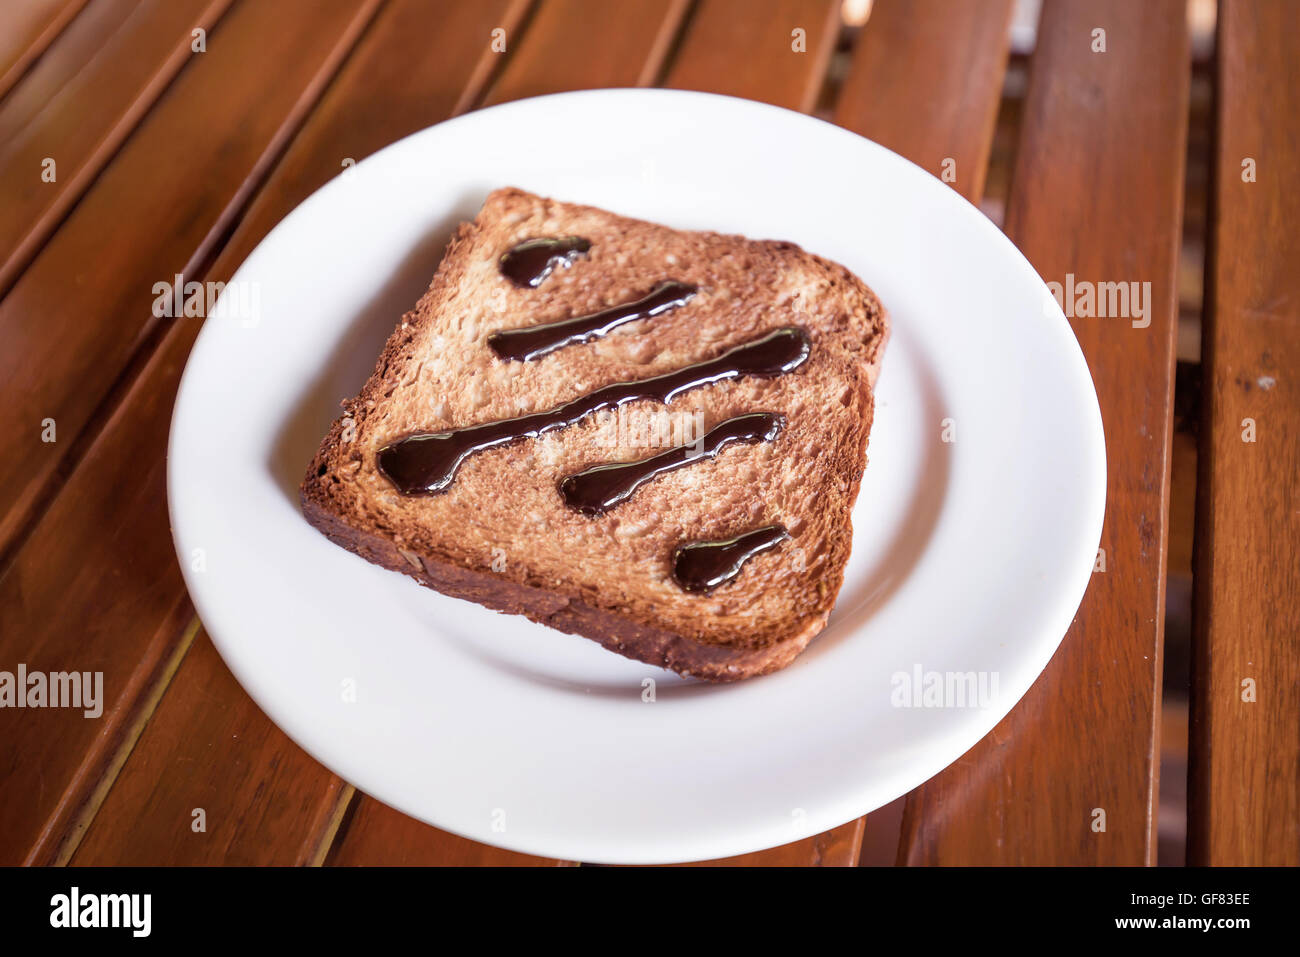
301 187 888 681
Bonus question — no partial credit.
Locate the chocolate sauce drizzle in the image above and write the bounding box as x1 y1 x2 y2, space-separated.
499 236 591 288
672 525 791 593
377 328 810 495
488 281 697 362
560 412 783 516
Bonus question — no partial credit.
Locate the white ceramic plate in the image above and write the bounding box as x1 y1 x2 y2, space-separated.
169 89 1105 864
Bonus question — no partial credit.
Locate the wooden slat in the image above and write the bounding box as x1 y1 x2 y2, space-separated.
483 0 689 105
56 0 528 866
899 0 1188 865
0 0 89 101
0 0 386 866
71 632 350 865
832 0 1014 202
0 0 382 565
0 0 236 297
327 799 567 866
663 0 840 112
1189 0 1300 866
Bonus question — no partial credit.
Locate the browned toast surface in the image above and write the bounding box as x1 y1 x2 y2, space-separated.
301 187 888 680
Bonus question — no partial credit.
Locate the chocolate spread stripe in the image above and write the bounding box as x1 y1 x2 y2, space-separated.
560 412 784 516
499 236 590 288
672 525 791 593
488 281 697 362
377 327 811 495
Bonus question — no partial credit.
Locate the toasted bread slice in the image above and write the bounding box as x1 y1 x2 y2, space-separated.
301 187 888 681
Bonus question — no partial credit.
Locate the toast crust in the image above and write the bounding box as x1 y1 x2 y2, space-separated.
300 188 888 681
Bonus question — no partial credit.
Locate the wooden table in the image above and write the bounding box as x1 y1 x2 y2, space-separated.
1 0 1295 866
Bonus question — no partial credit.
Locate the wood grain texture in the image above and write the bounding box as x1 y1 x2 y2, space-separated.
0 0 236 297
0 0 382 568
71 632 351 865
0 0 385 866
483 0 690 105
39 0 528 867
663 0 840 112
832 0 1014 202
899 0 1188 865
0 0 89 101
1189 0 1300 866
